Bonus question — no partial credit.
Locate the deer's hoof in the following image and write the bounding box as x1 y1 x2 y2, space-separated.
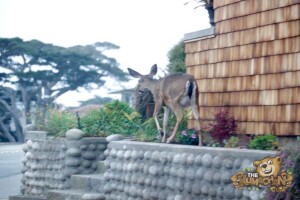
166 138 172 144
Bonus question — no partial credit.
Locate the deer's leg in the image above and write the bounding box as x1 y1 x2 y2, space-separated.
162 106 170 143
166 105 183 144
191 82 202 146
153 102 163 141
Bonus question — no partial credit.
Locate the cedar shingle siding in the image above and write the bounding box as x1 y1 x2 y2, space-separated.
185 0 300 136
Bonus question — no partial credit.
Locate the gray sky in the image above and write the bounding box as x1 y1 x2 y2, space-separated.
0 0 210 106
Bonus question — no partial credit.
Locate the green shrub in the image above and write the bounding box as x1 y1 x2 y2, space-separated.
80 100 141 137
44 110 76 136
249 134 279 150
225 136 239 148
134 118 158 142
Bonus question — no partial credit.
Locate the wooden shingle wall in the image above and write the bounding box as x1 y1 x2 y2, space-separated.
185 0 300 136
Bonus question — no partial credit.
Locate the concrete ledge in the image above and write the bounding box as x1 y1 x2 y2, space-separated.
184 26 215 42
108 140 275 160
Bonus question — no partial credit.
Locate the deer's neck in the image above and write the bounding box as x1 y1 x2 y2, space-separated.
147 79 162 101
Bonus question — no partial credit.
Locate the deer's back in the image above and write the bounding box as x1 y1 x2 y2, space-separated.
161 73 196 99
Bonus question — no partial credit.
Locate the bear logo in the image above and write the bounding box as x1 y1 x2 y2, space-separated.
253 156 282 177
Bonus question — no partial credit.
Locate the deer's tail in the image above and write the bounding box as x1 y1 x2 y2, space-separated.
185 80 194 99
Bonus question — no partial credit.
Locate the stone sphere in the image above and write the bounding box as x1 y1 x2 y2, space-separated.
194 154 202 165
212 156 222 169
223 158 233 169
202 153 213 168
65 129 84 140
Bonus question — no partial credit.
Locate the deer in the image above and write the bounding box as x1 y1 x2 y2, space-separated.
128 64 202 146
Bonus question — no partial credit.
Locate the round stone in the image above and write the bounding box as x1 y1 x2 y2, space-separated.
212 156 222 169
110 149 117 158
106 134 125 142
124 150 132 160
223 184 234 199
131 150 138 160
117 150 125 159
98 153 105 160
173 154 181 164
204 170 214 183
202 154 213 167
82 152 97 160
209 187 217 198
144 151 152 160
26 140 33 148
194 154 202 165
149 165 158 176
195 168 204 179
104 149 110 156
184 181 193 193
179 153 188 164
65 129 84 140
157 177 166 189
66 158 81 167
159 151 168 164
98 144 107 151
151 151 160 162
80 144 88 150
186 167 195 180
23 124 36 131
223 158 233 169
235 187 243 198
186 154 194 165
32 142 40 150
66 148 81 157
167 152 175 162
176 167 185 178
233 158 241 169
222 171 232 184
82 160 91 168
88 144 97 151
213 171 221 183
192 183 201 195
158 191 167 199
201 185 209 195
142 188 151 199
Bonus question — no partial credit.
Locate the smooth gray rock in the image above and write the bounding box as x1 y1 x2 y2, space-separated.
65 129 84 140
106 134 125 142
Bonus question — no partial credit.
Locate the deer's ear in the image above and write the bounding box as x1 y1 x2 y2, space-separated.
150 64 157 76
128 68 142 78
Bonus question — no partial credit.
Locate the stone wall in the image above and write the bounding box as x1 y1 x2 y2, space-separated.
104 141 276 200
21 128 107 196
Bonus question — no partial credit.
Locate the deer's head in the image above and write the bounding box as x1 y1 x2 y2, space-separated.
127 64 158 92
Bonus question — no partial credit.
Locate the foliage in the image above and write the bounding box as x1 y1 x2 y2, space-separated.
178 129 198 145
202 131 221 147
266 146 300 199
225 136 239 148
208 109 237 146
0 37 127 124
249 134 279 150
80 100 141 137
133 118 158 142
166 41 186 73
44 110 76 136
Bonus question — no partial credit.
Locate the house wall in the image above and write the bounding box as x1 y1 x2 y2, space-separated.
185 0 300 135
